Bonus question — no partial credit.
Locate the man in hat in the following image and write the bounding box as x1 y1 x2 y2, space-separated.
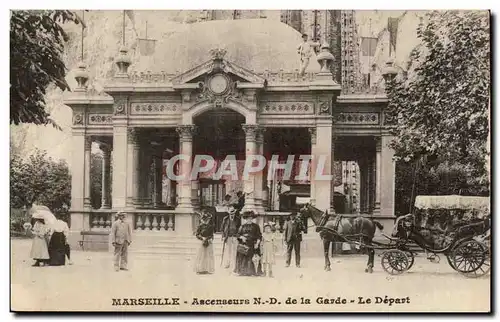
111 211 132 272
284 211 305 268
221 206 241 270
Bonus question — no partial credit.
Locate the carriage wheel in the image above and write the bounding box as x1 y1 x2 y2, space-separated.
460 241 490 278
381 250 410 275
406 252 415 271
449 240 487 276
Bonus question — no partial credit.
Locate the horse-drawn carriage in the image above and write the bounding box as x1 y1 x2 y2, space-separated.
382 195 490 278
300 195 490 278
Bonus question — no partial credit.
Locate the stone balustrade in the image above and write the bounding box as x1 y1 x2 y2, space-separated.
134 211 176 232
88 210 176 232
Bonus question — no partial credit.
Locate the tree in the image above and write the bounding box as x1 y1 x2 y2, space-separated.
386 11 490 198
10 10 82 127
10 149 71 215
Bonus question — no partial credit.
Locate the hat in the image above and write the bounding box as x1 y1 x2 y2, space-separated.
228 206 237 215
263 222 271 229
116 211 126 217
242 211 254 219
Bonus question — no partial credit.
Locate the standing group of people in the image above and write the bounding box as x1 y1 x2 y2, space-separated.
29 216 72 267
194 194 306 277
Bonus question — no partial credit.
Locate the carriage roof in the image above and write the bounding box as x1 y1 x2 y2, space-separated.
414 195 490 212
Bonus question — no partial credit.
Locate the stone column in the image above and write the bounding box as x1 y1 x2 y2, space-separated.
374 137 382 213
242 124 258 212
125 128 139 209
330 135 336 214
358 158 368 213
112 123 128 209
100 144 112 209
175 125 196 235
70 129 87 231
153 155 163 208
312 120 333 213
254 127 266 214
140 145 153 208
308 128 317 206
380 135 396 217
83 136 92 210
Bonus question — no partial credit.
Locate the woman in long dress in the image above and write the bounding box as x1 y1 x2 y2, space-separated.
235 212 262 276
194 211 215 274
48 219 69 266
30 218 50 267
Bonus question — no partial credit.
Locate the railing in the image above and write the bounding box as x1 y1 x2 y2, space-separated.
88 210 176 232
134 211 176 232
90 211 113 230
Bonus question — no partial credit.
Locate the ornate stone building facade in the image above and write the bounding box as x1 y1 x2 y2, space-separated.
64 17 395 250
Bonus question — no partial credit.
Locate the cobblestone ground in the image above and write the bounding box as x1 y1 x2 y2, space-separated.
11 239 490 312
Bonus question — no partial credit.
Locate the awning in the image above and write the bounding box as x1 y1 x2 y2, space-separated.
414 195 490 212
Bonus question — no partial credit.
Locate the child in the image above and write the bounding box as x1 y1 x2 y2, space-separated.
261 223 277 277
30 218 50 267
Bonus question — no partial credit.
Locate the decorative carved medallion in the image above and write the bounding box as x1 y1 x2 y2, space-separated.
209 48 227 61
114 98 127 115
318 100 331 115
73 113 84 125
259 102 313 114
334 113 380 125
195 74 243 108
88 114 112 125
130 103 179 115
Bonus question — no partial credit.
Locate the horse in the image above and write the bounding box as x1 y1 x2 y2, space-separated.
299 203 384 273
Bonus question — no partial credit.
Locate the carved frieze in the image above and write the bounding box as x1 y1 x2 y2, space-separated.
259 102 313 115
73 113 84 125
88 114 112 125
130 103 180 115
333 112 380 125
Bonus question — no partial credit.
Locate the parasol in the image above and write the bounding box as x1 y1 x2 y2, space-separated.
30 204 57 225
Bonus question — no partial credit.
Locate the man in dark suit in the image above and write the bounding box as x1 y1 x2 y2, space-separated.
221 206 241 270
233 191 245 212
284 211 305 268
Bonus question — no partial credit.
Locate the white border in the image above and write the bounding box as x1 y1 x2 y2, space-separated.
3 2 497 321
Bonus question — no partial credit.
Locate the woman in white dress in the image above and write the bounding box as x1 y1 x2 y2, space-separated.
30 218 49 266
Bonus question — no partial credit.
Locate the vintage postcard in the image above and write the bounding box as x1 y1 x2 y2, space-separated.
10 9 490 312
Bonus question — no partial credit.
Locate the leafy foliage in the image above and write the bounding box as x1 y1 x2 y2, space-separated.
386 11 489 164
386 11 490 205
10 149 71 215
10 10 81 127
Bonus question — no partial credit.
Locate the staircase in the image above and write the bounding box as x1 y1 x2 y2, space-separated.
130 232 329 259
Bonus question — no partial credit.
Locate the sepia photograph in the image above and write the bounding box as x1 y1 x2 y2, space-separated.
9 8 491 313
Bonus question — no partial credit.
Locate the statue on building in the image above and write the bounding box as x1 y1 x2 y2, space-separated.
297 33 315 76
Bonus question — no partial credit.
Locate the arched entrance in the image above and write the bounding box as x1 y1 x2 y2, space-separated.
193 109 246 232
